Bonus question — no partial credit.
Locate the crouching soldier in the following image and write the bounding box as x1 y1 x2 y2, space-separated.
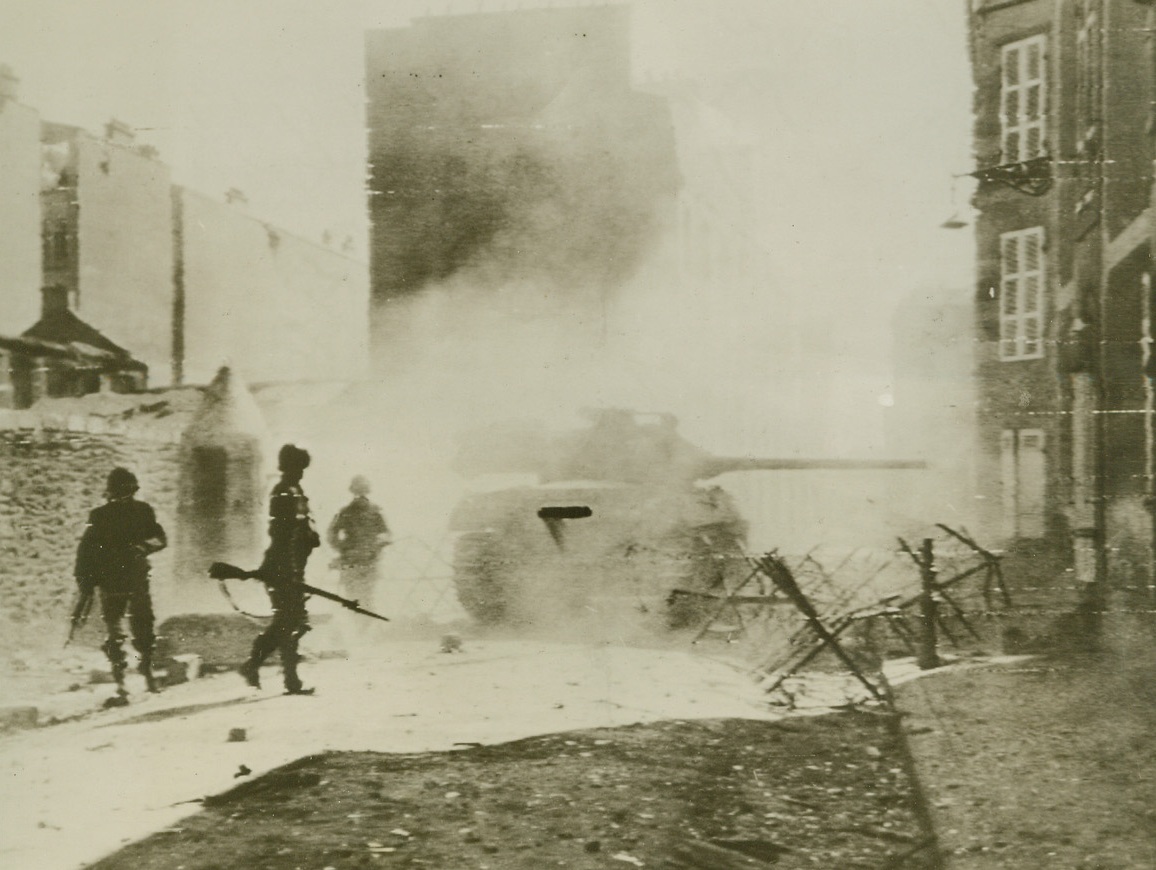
75 467 167 706
239 444 321 695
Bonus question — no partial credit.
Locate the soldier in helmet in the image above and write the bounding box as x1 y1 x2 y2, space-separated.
239 444 321 695
74 467 167 706
327 475 392 617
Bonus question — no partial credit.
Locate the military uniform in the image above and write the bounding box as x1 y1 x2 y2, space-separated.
74 469 166 696
241 446 320 694
327 489 391 610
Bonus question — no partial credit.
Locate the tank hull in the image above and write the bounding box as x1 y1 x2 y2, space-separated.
449 482 751 629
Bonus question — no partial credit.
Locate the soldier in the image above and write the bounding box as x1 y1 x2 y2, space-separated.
239 444 321 695
327 475 392 614
75 467 167 706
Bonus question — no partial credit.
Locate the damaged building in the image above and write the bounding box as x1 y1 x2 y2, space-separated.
0 286 147 408
1 64 369 399
364 5 679 347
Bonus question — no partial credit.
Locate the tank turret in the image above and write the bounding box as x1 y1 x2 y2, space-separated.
454 407 924 484
448 409 924 630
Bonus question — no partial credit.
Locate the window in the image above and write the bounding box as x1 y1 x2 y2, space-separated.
1000 35 1047 163
1075 3 1101 153
999 227 1045 360
42 225 71 270
1000 429 1046 539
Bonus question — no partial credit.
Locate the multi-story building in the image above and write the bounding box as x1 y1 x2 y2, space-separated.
967 0 1156 612
0 65 42 338
15 100 369 392
40 119 175 382
364 6 678 348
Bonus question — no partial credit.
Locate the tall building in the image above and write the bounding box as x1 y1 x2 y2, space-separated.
0 66 43 338
966 0 1156 608
25 107 370 391
40 119 175 382
364 6 678 343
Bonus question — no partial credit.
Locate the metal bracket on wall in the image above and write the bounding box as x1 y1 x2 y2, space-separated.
970 156 1053 197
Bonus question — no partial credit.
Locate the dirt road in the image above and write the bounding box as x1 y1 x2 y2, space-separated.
1 639 788 869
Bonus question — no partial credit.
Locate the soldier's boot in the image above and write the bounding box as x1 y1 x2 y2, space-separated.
283 668 313 695
281 647 313 696
102 637 129 692
104 662 130 708
239 659 261 689
101 690 130 709
138 652 160 693
239 636 269 688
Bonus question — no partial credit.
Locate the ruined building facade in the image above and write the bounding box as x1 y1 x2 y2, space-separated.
0 67 369 405
0 65 42 338
967 0 1156 602
364 6 678 346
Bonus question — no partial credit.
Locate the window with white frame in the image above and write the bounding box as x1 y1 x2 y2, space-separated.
1000 428 1046 539
1000 35 1047 163
1075 2 1101 153
999 227 1045 360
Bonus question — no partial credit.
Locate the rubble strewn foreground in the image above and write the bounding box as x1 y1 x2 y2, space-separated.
2 639 927 870
6 632 1156 869
90 716 927 870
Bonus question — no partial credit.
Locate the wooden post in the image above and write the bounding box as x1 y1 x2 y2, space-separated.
759 555 884 702
916 538 940 670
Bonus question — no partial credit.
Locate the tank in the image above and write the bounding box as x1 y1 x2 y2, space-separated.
448 409 923 630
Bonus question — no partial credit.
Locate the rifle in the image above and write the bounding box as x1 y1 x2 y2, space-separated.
208 561 390 623
66 583 96 647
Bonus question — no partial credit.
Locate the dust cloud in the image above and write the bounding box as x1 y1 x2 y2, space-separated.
263 2 979 633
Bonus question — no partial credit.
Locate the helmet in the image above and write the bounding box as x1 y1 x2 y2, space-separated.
278 444 311 473
350 475 371 496
105 467 139 498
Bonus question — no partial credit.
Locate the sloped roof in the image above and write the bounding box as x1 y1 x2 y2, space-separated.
22 308 134 359
0 331 146 371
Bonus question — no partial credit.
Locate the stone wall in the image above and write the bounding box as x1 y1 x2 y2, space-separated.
0 425 180 646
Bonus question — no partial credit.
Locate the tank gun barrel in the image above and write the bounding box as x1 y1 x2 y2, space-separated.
694 456 927 480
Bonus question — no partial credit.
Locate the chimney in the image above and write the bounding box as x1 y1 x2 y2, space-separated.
104 118 135 146
41 285 69 319
0 64 18 102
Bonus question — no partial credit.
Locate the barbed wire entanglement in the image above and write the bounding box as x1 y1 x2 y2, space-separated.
357 535 464 624
682 524 1022 709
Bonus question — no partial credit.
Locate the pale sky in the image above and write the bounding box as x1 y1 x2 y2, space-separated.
0 0 976 453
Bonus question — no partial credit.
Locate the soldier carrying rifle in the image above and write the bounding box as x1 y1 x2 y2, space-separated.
74 467 167 706
327 475 391 615
238 444 321 695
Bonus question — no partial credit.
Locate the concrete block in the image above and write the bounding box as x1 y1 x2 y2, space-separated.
164 653 203 685
156 613 263 669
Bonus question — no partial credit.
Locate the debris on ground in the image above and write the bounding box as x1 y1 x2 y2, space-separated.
86 715 932 869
